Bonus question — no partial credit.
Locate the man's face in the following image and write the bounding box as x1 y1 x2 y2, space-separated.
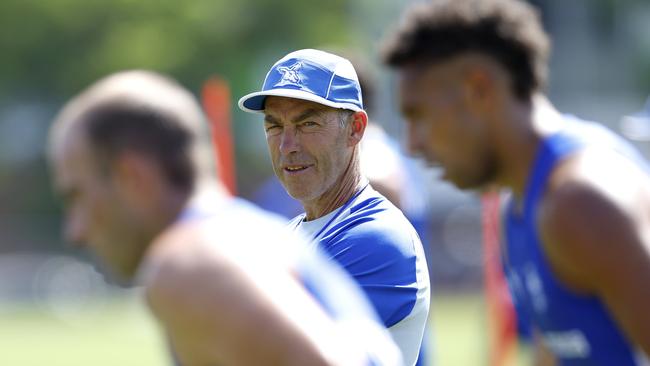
398 59 497 190
263 97 353 204
51 129 143 281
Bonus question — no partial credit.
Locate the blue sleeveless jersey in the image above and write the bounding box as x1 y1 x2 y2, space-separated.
503 116 649 365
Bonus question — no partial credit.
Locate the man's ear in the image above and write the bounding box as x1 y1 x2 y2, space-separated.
460 59 508 116
462 66 493 107
348 111 368 147
109 152 160 203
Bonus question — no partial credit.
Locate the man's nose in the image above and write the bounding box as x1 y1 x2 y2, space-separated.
64 212 87 248
279 127 301 155
406 123 425 157
405 123 440 165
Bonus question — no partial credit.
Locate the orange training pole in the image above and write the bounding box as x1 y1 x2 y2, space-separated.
202 77 237 196
482 191 517 366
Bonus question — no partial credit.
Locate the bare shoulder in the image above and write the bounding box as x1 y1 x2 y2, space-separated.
537 149 650 291
139 220 356 366
141 215 302 314
539 147 650 354
141 221 286 365
142 221 234 316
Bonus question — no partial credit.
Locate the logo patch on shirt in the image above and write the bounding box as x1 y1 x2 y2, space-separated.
543 329 591 358
524 263 547 312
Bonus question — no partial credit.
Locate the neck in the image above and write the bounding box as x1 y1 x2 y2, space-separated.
138 179 229 284
303 148 363 221
145 178 228 237
145 186 192 241
492 94 562 198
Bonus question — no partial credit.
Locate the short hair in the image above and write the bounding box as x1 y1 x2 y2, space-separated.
50 70 215 192
382 0 550 100
81 101 195 191
338 109 355 128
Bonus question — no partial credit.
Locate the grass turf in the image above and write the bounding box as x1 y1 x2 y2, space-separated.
0 293 529 365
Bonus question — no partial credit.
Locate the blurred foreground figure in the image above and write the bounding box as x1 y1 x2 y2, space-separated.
383 0 650 364
239 49 430 366
48 70 401 366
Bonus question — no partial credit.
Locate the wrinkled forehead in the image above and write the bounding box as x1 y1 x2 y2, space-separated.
263 96 338 121
265 95 329 112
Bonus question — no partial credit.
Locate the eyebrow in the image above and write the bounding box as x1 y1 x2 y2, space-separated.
264 114 280 124
291 108 323 123
264 108 325 125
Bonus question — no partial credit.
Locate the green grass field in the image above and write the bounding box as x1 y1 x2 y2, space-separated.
0 297 168 366
0 293 529 366
431 293 490 365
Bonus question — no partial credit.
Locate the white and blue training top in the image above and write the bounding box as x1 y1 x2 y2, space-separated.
290 184 430 366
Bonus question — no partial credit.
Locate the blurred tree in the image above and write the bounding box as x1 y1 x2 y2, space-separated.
0 0 366 252
0 0 360 100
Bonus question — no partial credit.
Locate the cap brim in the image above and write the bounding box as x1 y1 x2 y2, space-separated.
238 89 363 114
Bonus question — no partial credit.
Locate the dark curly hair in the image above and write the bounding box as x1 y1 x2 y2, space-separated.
382 0 550 101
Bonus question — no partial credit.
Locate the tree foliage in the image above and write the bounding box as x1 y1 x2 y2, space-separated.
0 0 361 99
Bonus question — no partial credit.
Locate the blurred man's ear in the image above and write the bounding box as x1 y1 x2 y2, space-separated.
348 111 368 147
462 65 493 106
110 152 161 204
461 56 512 115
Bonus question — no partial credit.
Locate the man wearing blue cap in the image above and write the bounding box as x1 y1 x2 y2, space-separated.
239 49 430 366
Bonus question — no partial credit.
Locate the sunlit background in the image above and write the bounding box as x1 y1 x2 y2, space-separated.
1 0 650 365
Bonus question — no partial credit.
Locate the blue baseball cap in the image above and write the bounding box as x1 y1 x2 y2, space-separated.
238 49 365 114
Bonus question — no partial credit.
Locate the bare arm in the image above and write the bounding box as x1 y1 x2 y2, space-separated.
143 229 360 366
538 153 650 356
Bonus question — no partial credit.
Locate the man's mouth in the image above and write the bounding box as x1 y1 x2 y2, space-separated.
284 165 310 173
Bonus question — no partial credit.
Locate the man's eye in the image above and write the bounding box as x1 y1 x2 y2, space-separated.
302 121 317 127
265 125 281 132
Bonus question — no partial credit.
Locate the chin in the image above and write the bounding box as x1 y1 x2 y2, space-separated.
283 184 317 202
449 180 477 191
283 186 303 199
447 174 489 191
446 162 495 189
90 262 130 287
108 268 137 287
287 191 317 205
92 257 136 287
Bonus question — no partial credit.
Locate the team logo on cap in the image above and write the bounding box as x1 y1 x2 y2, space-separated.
276 62 302 87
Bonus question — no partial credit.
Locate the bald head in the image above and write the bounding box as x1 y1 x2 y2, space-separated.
49 70 216 192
